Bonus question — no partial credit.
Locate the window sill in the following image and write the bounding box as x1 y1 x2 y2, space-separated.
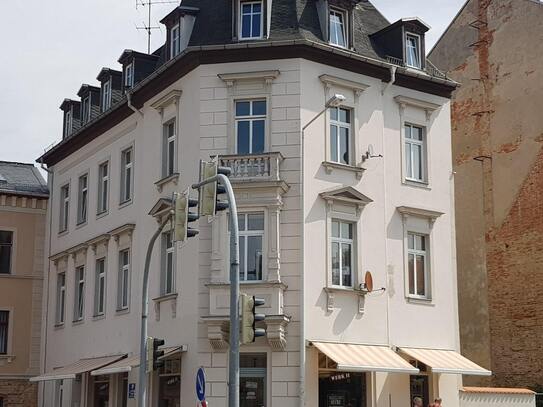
58 229 69 237
406 296 434 306
207 280 288 290
0 354 15 365
115 307 130 315
403 178 431 190
323 286 366 314
96 210 109 220
152 292 178 303
72 319 84 325
155 173 179 192
322 161 365 180
153 293 178 321
75 220 88 230
54 323 65 330
119 199 133 210
93 314 106 321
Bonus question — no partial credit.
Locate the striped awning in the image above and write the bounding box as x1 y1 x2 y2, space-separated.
400 348 492 376
312 341 419 374
30 355 125 382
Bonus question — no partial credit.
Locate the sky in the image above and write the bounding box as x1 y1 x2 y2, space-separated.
0 0 465 166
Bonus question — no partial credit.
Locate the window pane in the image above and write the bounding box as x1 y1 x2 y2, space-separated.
252 3 261 13
413 126 423 141
416 255 425 296
125 167 132 199
340 127 349 164
236 101 251 116
405 143 413 178
252 100 266 116
251 8 261 37
0 246 11 274
168 139 175 175
247 236 262 281
330 125 338 162
331 221 340 238
339 108 350 124
252 120 265 153
241 14 251 38
122 269 129 307
331 242 340 286
166 253 173 293
340 222 352 239
99 277 105 312
405 125 412 139
341 243 352 286
239 237 246 280
408 233 414 250
330 107 338 121
419 235 426 251
247 213 264 230
237 121 250 154
413 144 422 180
238 214 246 231
408 253 415 295
0 232 12 245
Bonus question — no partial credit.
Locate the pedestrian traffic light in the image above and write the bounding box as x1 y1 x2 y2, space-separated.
198 158 232 216
146 337 165 373
240 293 266 344
174 190 199 242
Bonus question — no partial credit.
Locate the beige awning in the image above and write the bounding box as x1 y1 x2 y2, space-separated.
90 346 186 376
400 347 492 376
312 341 419 374
30 355 125 382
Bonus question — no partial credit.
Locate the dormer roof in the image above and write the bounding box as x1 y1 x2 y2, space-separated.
160 5 199 25
77 84 101 98
59 98 80 111
117 49 160 65
97 68 122 83
371 17 431 39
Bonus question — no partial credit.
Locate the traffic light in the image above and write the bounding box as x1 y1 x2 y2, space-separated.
240 294 266 344
174 190 199 242
199 158 232 216
146 337 165 373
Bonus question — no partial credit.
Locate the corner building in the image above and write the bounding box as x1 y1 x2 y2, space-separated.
36 1 488 406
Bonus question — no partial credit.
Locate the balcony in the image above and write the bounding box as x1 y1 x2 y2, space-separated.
219 152 284 183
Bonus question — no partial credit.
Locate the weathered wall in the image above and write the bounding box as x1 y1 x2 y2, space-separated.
430 0 543 389
0 380 38 407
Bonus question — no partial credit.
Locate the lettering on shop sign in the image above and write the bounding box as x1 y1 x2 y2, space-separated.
328 394 345 407
329 373 351 381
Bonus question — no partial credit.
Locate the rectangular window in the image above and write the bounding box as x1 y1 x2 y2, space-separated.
95 258 106 316
235 100 266 155
410 375 430 407
0 231 13 275
97 162 109 214
120 147 133 204
59 184 70 232
124 63 134 89
118 249 130 310
240 1 263 40
82 96 91 125
318 353 367 407
73 266 85 321
329 8 347 48
238 212 264 281
158 357 181 406
407 233 429 298
163 121 176 178
56 272 66 324
406 34 422 69
161 231 175 295
330 107 351 165
171 24 180 58
77 174 88 225
331 220 354 287
0 311 8 354
64 109 73 138
240 353 267 407
102 79 112 111
405 124 426 182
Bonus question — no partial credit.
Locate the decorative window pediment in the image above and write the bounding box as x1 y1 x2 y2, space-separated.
218 70 280 87
394 95 441 121
320 186 373 210
151 90 182 115
149 198 173 220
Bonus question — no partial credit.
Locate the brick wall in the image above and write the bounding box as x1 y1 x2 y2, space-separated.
0 380 38 407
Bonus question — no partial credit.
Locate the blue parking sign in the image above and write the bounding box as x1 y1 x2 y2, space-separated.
196 367 206 402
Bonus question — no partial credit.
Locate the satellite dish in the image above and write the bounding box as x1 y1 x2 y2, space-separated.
367 144 375 157
364 271 374 293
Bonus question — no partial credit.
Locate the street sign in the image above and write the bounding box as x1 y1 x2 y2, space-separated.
196 367 206 402
128 383 136 399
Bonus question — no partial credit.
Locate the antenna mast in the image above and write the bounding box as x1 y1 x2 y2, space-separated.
136 0 178 54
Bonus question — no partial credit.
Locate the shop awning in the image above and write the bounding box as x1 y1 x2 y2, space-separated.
30 355 125 382
312 341 419 374
90 346 186 376
399 347 492 376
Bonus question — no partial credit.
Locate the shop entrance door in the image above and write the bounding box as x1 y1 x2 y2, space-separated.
410 375 429 406
240 353 267 407
93 375 109 407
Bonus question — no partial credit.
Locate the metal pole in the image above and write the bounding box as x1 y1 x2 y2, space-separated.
138 214 172 407
193 173 239 407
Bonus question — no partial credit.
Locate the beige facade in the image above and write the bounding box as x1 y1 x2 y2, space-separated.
0 178 48 406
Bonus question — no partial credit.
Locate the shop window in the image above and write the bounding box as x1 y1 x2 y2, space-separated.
94 375 110 407
235 100 266 155
159 357 181 407
318 353 367 407
410 375 429 407
0 231 13 274
240 353 267 407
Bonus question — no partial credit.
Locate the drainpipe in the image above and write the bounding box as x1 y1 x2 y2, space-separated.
381 65 397 95
127 91 143 117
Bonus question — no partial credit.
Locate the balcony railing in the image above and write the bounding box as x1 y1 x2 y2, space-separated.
219 152 283 182
385 56 449 80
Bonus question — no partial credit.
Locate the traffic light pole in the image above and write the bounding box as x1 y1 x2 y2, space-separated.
193 173 239 407
138 213 172 407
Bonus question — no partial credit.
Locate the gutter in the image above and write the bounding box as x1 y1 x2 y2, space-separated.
127 91 143 117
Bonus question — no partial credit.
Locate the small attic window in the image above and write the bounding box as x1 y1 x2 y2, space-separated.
102 79 112 112
124 62 134 89
239 1 263 40
64 109 73 138
81 96 90 125
171 23 181 58
406 33 422 69
329 7 347 48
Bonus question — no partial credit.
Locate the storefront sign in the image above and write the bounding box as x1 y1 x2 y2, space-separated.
329 373 351 382
128 383 136 399
328 394 345 407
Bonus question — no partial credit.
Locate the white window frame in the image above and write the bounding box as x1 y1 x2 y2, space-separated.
118 249 130 311
120 147 134 204
0 310 10 355
406 33 422 69
124 62 134 88
64 108 73 138
162 120 177 178
161 230 176 295
330 219 355 288
102 79 112 111
404 123 427 183
0 230 13 275
329 7 347 48
95 258 106 316
406 232 430 299
234 99 267 154
170 23 180 58
238 212 265 281
81 96 91 125
73 266 85 322
329 106 352 165
239 1 264 40
59 184 70 233
56 272 66 325
77 173 89 225
97 161 109 215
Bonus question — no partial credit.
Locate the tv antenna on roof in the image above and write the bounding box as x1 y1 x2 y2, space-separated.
136 0 178 54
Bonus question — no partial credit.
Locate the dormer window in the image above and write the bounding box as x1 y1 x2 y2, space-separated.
81 96 90 125
171 23 181 57
124 63 134 89
406 33 422 69
102 80 111 111
64 109 73 138
239 1 263 40
329 7 347 48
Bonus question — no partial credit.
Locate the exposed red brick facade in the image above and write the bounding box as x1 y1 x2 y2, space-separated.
0 380 38 406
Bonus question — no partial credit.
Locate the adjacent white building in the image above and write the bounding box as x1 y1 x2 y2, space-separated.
35 1 490 406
